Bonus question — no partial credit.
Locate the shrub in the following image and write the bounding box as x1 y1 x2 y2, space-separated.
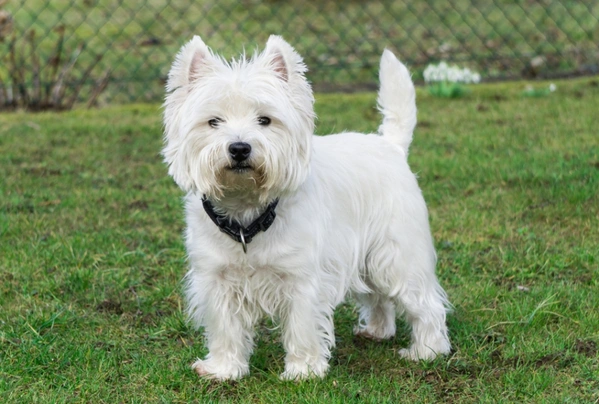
0 24 110 111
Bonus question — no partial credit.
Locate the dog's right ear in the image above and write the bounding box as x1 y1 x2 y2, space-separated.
166 36 217 92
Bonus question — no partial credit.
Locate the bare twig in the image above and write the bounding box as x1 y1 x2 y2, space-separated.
65 53 103 109
8 33 28 106
29 30 41 109
0 61 7 105
44 25 65 106
0 79 6 105
0 9 13 42
51 43 83 109
86 68 111 109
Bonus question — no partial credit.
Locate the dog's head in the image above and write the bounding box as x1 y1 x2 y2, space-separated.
162 35 315 203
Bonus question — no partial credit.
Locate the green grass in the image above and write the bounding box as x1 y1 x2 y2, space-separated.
1 77 599 402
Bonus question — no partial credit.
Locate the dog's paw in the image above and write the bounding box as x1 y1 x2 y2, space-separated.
191 358 248 380
398 340 450 361
279 358 329 381
353 325 395 341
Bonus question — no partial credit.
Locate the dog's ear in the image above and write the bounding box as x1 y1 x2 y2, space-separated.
166 35 217 91
262 35 307 82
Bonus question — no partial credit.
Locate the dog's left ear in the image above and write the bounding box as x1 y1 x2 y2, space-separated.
262 35 307 82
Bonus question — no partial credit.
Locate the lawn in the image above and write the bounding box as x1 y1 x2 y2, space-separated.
1 77 598 402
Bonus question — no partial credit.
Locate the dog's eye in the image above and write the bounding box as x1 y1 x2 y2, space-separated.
257 116 271 126
208 118 222 128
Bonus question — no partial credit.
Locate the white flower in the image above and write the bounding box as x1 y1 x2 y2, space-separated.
549 83 556 92
423 62 481 84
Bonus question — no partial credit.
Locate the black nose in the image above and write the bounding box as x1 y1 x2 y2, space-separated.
228 142 252 162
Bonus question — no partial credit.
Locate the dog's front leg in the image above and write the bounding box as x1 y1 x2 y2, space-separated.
187 274 256 380
279 279 333 380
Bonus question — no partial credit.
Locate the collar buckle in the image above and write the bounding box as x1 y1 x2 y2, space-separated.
239 228 247 254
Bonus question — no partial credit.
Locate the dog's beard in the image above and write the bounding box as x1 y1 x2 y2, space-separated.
178 128 309 206
216 162 266 195
193 140 272 203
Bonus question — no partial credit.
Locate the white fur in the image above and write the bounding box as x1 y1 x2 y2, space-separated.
162 35 451 381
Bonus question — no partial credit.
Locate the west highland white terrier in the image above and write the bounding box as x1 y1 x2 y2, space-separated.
162 35 451 380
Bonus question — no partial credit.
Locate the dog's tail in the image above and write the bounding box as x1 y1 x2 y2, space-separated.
377 50 417 155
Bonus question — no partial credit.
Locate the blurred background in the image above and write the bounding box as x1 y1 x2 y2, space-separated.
1 0 598 108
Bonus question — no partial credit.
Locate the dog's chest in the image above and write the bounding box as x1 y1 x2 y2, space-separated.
217 262 294 314
218 261 289 284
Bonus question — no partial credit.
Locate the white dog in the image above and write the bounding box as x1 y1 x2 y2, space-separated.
162 35 450 381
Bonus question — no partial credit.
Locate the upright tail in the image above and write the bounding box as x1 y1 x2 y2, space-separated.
377 49 417 155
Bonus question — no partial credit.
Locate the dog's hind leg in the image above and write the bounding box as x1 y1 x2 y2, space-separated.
394 278 450 361
365 238 450 360
353 292 396 340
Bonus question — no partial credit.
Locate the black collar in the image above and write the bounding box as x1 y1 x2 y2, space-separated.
201 196 279 253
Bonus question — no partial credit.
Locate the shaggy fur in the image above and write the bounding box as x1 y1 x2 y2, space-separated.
162 35 451 380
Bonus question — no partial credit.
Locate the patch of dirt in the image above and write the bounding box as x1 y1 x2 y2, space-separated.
478 332 506 345
2 203 34 213
141 268 161 286
573 339 597 357
569 273 594 285
507 351 574 369
490 348 503 363
96 300 123 315
534 352 563 367
351 334 377 349
128 200 149 210
23 166 63 176
94 341 116 351
201 377 240 398
419 363 482 404
39 199 61 207
491 275 515 288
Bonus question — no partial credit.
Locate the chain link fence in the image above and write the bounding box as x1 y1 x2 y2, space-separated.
1 0 598 107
